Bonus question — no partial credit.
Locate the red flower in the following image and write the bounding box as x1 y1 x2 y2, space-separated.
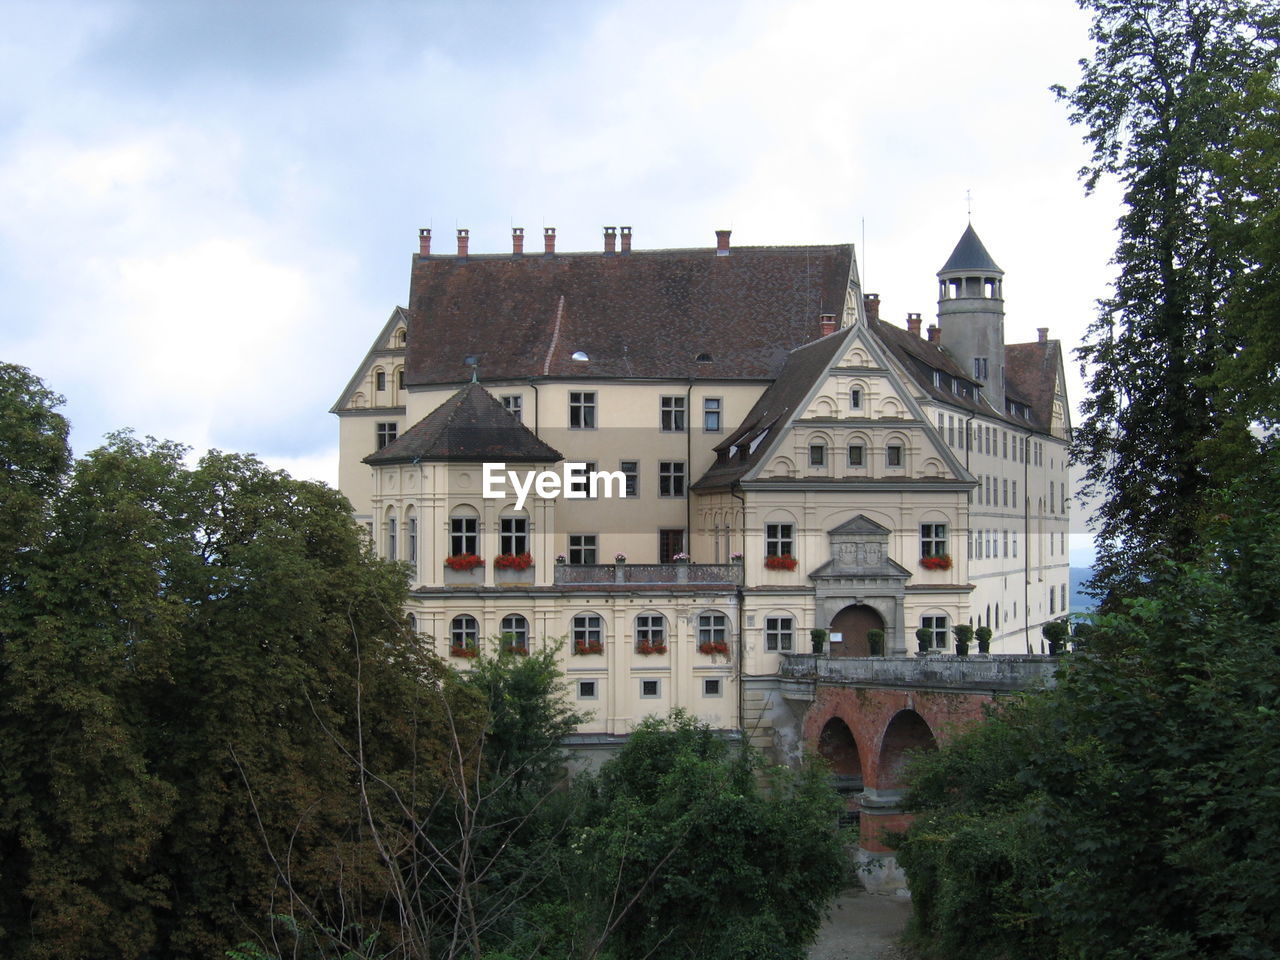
699 641 729 655
449 645 478 658
494 552 533 570
574 639 604 655
637 641 667 656
920 554 952 571
445 554 485 571
765 554 798 571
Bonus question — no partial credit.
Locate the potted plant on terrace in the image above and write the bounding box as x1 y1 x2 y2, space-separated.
673 552 691 564
915 626 932 656
867 628 885 657
811 628 827 654
952 623 973 657
975 625 992 654
1043 619 1070 656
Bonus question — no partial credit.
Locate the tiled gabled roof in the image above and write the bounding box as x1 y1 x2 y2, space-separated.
1005 340 1063 429
364 382 562 465
404 244 855 385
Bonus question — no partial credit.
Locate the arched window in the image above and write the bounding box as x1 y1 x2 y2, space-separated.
450 615 478 652
572 613 604 654
697 611 729 654
635 613 666 653
501 613 529 650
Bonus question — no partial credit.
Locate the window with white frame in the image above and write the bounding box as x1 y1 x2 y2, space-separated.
765 523 794 557
849 387 862 410
577 679 598 700
809 443 826 467
500 613 528 649
640 678 661 698
765 616 794 652
500 516 528 556
451 615 478 650
568 534 597 565
569 391 596 429
636 614 666 649
407 515 417 564
376 370 386 391
660 395 686 432
848 444 864 467
387 515 397 560
620 460 638 497
450 513 478 556
703 678 722 697
572 613 603 646
703 397 722 432
376 422 398 450
501 395 523 422
698 611 728 646
887 444 903 467
921 614 948 649
920 523 948 558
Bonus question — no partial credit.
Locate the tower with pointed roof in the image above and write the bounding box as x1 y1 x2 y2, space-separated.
937 224 1006 412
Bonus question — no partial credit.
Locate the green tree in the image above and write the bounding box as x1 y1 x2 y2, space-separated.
0 364 69 580
565 712 847 960
1055 0 1280 602
899 448 1280 958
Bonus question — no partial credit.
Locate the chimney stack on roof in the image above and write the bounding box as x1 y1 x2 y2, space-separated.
864 293 880 322
907 312 922 337
418 228 431 256
456 228 469 257
512 227 524 256
819 314 837 337
927 324 940 344
716 229 731 255
544 227 556 255
604 226 617 255
620 226 632 254
1038 327 1049 343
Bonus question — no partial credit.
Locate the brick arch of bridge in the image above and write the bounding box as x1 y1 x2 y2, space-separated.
802 685 993 851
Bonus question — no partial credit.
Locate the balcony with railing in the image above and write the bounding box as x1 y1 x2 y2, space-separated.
554 562 743 587
779 653 1060 692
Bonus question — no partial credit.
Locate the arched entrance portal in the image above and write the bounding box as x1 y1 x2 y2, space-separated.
830 603 885 657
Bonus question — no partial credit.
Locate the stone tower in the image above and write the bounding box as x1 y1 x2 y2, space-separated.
937 224 1005 412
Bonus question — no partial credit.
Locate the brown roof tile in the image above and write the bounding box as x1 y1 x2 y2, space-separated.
364 382 562 465
404 244 855 385
1005 340 1062 429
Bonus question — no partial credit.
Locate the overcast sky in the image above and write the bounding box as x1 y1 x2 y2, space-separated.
2 0 1117 562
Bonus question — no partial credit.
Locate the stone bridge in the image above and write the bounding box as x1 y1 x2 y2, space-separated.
742 654 1059 892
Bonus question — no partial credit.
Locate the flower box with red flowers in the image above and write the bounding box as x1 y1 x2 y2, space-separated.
919 554 952 571
573 639 604 655
445 553 485 572
636 641 668 656
449 645 478 658
765 554 798 571
698 640 730 655
494 552 533 570
501 643 529 656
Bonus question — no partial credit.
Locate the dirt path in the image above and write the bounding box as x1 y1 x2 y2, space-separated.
809 891 914 960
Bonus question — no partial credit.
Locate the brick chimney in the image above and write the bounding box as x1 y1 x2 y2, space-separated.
544 227 556 255
418 228 431 256
1038 327 1049 343
716 229 731 255
456 228 469 257
863 293 880 322
512 227 524 256
620 226 632 254
907 312 922 337
927 324 940 343
819 314 837 336
604 226 617 254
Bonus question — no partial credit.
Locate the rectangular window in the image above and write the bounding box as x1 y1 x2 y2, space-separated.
501 395 523 422
500 516 528 556
569 391 596 429
450 516 477 556
921 614 948 649
849 388 862 410
703 678 722 697
1002 431 1008 459
376 370 386 391
376 422 398 450
886 444 903 467
568 534 597 565
937 412 945 436
388 517 397 560
1012 480 1018 507
1012 531 1018 557
577 680 598 700
765 523 794 557
636 614 666 646
1002 478 1009 507
569 461 598 498
703 397 722 432
809 443 826 467
407 517 417 563
948 416 956 447
660 395 687 432
921 523 948 558
974 357 988 380
620 460 639 497
659 529 686 563
1003 530 1009 557
640 679 661 698
848 444 864 467
765 616 794 652
397 369 405 390
658 461 686 497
